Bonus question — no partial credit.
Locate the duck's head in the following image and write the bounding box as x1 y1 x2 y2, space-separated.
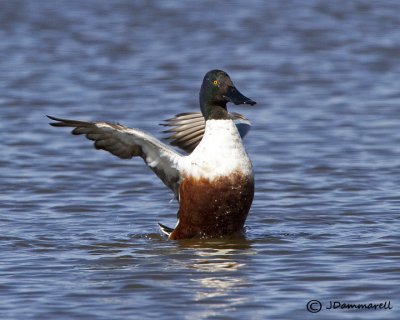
199 69 256 120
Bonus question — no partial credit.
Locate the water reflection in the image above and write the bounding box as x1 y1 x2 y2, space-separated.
177 238 255 317
177 238 254 273
188 244 249 273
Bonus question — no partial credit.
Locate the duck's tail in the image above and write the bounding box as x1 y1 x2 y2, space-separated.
158 223 174 237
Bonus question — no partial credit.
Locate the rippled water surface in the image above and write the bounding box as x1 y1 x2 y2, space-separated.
1 1 399 319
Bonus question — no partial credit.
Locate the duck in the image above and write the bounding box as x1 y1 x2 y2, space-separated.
48 69 256 240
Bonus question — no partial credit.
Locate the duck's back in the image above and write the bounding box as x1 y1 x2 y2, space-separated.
171 120 254 239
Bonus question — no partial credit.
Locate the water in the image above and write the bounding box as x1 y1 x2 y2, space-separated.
1 1 399 319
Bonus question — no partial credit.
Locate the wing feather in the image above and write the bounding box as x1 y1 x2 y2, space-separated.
160 112 251 153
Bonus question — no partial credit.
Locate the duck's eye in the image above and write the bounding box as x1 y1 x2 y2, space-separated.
213 80 219 86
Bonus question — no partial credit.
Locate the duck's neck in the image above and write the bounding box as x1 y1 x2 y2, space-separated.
200 101 230 120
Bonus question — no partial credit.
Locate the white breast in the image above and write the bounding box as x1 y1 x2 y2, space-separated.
179 119 253 180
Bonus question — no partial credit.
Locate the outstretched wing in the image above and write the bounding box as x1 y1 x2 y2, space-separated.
161 112 251 153
48 115 182 198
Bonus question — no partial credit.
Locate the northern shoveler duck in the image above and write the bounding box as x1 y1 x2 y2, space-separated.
48 70 256 240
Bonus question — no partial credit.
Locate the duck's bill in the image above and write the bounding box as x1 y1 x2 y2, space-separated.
224 86 256 106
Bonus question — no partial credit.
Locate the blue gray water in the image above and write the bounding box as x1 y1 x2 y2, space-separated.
1 1 399 319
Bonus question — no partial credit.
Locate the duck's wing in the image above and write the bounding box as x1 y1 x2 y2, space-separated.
47 115 182 198
160 112 251 153
231 112 252 140
160 113 205 153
